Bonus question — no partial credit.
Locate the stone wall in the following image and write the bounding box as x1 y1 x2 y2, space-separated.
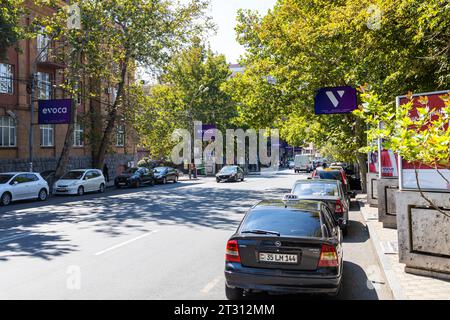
377 178 399 229
396 190 450 280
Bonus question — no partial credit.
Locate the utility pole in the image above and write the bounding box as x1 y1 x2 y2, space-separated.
28 73 35 172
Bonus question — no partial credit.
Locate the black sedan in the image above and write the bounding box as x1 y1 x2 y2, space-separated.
114 167 155 188
216 166 244 183
224 198 343 299
153 167 179 184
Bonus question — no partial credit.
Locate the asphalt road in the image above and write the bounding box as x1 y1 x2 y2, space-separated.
0 170 393 300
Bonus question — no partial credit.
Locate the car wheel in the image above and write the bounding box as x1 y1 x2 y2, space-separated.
0 192 12 206
225 285 243 300
99 183 105 193
38 188 48 201
173 176 178 183
77 186 84 196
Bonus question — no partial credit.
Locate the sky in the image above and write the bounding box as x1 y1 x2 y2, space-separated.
208 0 277 64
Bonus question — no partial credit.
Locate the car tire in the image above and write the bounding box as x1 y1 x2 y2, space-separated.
99 183 105 193
225 285 243 300
0 192 12 206
77 186 84 196
38 188 48 201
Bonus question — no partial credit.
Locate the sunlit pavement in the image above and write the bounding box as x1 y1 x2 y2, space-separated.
0 170 392 299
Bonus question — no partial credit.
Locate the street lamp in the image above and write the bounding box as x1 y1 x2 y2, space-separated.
188 85 209 180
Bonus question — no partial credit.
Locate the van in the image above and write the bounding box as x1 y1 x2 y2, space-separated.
294 154 311 173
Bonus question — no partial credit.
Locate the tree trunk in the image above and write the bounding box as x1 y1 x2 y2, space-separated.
354 115 368 193
92 59 128 169
55 99 77 179
356 152 367 193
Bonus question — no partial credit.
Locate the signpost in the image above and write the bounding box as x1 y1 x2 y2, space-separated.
314 86 358 114
38 99 72 124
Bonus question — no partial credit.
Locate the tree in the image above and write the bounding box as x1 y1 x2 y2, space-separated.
37 0 211 177
224 0 449 191
0 0 27 60
134 42 236 159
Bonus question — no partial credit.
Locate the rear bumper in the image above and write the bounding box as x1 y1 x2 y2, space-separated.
225 263 342 295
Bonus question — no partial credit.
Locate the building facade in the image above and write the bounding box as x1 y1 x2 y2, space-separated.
0 1 139 179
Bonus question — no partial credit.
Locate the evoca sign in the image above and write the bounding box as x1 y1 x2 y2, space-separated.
38 99 72 124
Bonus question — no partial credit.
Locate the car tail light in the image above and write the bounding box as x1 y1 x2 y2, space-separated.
335 199 344 214
318 244 339 267
225 240 241 263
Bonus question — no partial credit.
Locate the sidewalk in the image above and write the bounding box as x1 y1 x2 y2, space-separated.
357 194 450 300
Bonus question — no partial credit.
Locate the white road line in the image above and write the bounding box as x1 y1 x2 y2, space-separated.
201 276 222 294
94 231 158 256
0 233 32 244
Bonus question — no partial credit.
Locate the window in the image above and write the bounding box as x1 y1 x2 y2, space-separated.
0 63 13 94
40 124 54 147
37 72 52 100
116 124 125 147
0 116 16 147
37 29 50 61
73 123 84 147
13 174 33 184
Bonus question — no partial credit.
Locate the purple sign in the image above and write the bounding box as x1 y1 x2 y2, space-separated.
38 99 72 124
314 86 357 114
196 124 216 140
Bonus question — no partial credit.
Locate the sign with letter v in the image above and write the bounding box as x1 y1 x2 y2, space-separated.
314 86 358 114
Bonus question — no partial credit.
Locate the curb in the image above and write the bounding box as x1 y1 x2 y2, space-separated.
357 198 407 300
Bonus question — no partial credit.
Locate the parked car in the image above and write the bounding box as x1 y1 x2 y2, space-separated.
0 172 49 206
216 166 245 182
224 198 343 299
53 169 106 196
291 179 350 235
288 160 295 169
153 167 179 184
115 167 155 188
311 168 353 199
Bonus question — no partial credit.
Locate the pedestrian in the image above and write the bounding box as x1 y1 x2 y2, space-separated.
103 163 109 182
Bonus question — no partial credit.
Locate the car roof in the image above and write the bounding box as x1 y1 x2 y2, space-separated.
295 179 339 184
253 199 325 213
0 172 38 175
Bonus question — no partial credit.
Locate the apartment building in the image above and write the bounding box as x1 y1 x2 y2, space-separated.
0 1 140 178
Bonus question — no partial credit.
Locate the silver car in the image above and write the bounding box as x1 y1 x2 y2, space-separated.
54 169 106 196
0 172 49 206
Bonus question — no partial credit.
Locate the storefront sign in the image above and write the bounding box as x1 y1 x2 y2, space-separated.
38 99 72 124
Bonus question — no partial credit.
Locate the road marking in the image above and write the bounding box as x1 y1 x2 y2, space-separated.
201 276 222 294
0 233 32 244
94 231 158 256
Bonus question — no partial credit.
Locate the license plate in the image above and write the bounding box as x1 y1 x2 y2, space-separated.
118 182 126 185
259 252 298 264
57 188 67 192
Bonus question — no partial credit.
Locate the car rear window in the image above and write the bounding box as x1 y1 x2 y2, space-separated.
241 209 323 238
317 171 341 180
293 182 339 197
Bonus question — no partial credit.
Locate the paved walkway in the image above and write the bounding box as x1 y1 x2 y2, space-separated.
358 195 450 300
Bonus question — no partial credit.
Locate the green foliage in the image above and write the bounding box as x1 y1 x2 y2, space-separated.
134 43 237 159
0 0 28 60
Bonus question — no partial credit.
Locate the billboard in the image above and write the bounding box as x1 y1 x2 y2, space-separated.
397 90 450 191
38 99 72 124
315 86 358 114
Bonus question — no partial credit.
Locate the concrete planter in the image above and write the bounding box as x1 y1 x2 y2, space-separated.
366 173 379 207
377 178 399 229
396 190 450 280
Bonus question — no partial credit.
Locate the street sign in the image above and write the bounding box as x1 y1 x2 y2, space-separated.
314 86 358 114
38 99 72 124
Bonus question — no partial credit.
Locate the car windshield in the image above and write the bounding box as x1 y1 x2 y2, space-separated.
220 166 237 174
317 170 342 180
242 209 322 238
124 168 138 174
61 171 84 180
293 182 339 197
0 174 13 184
154 167 167 173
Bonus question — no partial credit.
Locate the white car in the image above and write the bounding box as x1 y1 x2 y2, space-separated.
0 172 49 206
54 169 106 196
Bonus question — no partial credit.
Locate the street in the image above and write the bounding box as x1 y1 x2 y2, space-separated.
0 170 392 300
